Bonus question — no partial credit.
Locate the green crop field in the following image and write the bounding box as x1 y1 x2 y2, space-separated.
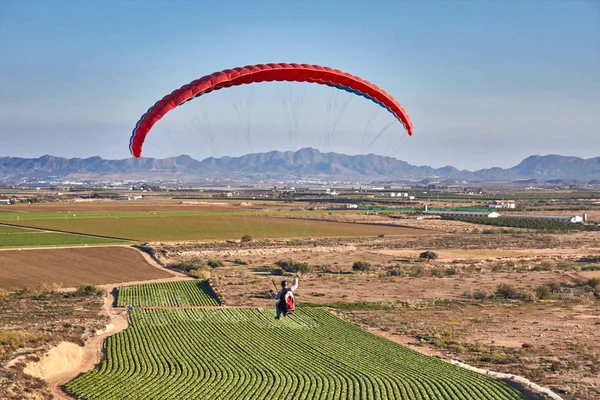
118 280 220 307
0 225 127 248
66 308 526 400
0 212 434 241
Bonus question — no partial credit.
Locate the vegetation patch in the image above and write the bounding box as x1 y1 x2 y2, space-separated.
117 280 220 307
65 308 526 400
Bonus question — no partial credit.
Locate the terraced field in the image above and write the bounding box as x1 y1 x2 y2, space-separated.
66 308 526 400
117 280 220 307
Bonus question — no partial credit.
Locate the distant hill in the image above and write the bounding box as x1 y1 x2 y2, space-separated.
1 148 599 183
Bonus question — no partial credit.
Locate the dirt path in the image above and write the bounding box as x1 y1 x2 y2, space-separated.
27 247 195 399
40 290 129 399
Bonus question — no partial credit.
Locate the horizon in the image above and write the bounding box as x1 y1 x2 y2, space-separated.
1 0 599 170
2 147 598 172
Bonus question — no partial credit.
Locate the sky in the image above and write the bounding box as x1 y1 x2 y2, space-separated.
0 0 599 170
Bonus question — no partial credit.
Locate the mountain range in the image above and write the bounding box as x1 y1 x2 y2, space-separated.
1 148 599 183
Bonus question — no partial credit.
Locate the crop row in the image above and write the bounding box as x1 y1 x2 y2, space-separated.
117 280 220 307
66 308 526 399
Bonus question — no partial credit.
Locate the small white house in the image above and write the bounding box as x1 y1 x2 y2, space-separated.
0 199 11 205
489 200 516 209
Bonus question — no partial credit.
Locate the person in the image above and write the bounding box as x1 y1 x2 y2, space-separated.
270 276 298 319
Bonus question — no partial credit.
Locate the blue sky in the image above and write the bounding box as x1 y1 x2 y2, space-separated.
0 0 598 170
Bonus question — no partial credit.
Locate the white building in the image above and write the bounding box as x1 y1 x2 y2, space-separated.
0 199 11 205
489 200 516 209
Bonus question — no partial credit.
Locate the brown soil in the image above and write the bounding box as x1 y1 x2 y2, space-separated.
38 289 129 400
150 233 600 400
6 198 274 213
337 303 600 400
0 246 173 291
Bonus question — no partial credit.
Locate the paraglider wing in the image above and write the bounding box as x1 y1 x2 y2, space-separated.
129 63 413 158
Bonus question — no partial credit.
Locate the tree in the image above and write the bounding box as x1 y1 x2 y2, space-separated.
240 234 252 243
419 251 438 261
352 261 371 273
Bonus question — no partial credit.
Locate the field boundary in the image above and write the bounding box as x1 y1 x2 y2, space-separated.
0 221 134 241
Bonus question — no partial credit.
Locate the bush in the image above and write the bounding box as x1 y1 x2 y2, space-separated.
388 268 402 277
207 259 223 269
191 267 211 280
444 268 457 276
430 268 441 277
297 263 314 274
274 259 311 274
240 234 253 243
408 265 425 277
271 268 284 276
233 259 248 265
587 278 600 291
519 290 537 302
74 285 103 297
473 290 486 301
534 285 552 300
419 251 438 261
352 261 371 273
169 259 206 273
495 284 518 299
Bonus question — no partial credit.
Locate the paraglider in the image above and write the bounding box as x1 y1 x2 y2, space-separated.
129 63 413 158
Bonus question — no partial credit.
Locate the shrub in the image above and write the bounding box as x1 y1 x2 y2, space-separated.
271 268 284 276
233 259 248 265
297 263 314 274
191 267 211 280
240 234 253 243
388 268 402 277
473 290 486 301
352 261 371 273
408 265 425 277
207 259 224 269
495 284 518 299
444 268 457 276
430 268 441 277
519 290 537 302
419 251 438 261
534 285 552 300
274 259 310 273
377 234 385 238
587 278 600 291
75 285 103 297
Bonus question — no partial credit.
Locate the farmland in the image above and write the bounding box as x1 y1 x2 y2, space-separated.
0 247 173 291
65 308 526 400
2 195 598 399
0 212 437 241
0 225 127 248
117 280 220 307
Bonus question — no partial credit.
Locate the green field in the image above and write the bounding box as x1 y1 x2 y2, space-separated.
118 280 220 307
65 308 525 400
0 212 431 241
0 225 128 248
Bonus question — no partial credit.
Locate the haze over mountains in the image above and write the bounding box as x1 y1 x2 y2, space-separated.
1 148 599 183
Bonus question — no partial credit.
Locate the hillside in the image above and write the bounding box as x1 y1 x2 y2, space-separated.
1 148 599 182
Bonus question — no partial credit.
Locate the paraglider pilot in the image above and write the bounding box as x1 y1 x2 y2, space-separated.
270 276 298 319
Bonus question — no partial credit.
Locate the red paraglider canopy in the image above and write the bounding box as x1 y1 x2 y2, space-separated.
129 63 413 158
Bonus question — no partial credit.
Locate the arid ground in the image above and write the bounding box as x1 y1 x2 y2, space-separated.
1 197 599 399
